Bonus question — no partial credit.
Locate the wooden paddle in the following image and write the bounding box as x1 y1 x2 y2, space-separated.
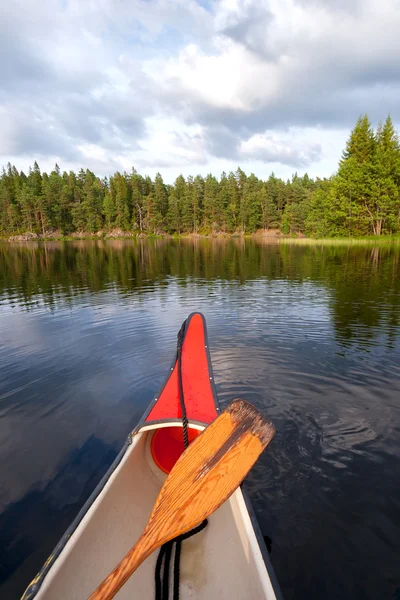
89 398 275 600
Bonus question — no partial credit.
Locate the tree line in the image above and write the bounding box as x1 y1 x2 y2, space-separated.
1 114 399 237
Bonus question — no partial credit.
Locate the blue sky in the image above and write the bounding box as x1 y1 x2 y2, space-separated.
1 0 400 182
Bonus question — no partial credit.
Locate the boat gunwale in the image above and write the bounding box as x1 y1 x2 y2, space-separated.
242 487 284 600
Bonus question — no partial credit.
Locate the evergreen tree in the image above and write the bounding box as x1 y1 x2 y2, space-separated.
103 189 116 229
167 175 186 233
305 179 337 237
260 185 278 230
85 177 104 232
154 173 168 219
371 117 400 234
0 166 18 232
71 169 86 231
226 172 239 231
215 172 229 231
241 174 261 232
29 162 47 234
181 176 196 233
112 172 130 230
42 164 64 230
193 175 205 232
342 114 375 163
18 183 35 232
203 174 219 231
335 114 376 235
130 168 145 231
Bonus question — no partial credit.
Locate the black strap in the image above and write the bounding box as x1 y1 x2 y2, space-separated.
177 322 189 450
155 319 208 600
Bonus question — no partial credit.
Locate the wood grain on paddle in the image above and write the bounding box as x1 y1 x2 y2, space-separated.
89 399 275 600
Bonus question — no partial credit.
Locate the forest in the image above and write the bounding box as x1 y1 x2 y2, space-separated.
1 114 399 238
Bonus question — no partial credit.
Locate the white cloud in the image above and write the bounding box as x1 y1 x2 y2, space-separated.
150 39 274 112
1 0 400 180
137 116 207 168
240 129 322 167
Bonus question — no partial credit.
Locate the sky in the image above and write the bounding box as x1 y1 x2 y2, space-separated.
1 0 400 183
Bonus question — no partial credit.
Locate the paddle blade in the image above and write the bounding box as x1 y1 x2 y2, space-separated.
146 398 276 547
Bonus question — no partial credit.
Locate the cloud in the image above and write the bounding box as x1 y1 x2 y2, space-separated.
0 104 77 160
153 0 400 128
203 125 241 159
0 0 155 165
240 130 322 167
217 0 278 59
0 0 400 179
136 117 207 168
294 0 364 15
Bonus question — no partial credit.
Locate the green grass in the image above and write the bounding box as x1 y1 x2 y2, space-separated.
280 235 400 246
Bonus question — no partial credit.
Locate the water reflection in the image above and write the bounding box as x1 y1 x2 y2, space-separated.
1 240 400 350
0 239 400 599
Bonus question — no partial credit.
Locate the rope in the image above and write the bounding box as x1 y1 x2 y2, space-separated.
172 538 181 600
177 323 189 450
155 319 208 600
172 521 208 600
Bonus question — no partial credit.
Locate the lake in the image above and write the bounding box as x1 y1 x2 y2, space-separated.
0 239 399 600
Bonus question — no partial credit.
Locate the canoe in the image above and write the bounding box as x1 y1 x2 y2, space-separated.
22 312 282 600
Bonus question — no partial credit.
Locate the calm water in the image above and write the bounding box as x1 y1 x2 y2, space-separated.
1 239 400 600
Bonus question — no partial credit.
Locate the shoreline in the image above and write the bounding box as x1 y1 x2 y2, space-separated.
2 231 400 245
2 230 285 242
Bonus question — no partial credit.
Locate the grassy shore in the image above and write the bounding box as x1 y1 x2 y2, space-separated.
3 231 400 245
280 235 400 246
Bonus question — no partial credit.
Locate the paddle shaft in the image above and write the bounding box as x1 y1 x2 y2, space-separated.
89 399 275 600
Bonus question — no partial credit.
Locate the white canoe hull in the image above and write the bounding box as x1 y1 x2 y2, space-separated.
25 423 280 600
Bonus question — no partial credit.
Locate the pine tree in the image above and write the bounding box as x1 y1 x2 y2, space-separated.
282 199 309 234
28 162 47 234
203 174 219 232
112 172 130 230
305 179 338 237
167 189 180 234
260 185 278 230
59 179 74 233
0 166 18 232
43 164 64 230
335 114 376 235
226 172 239 231
241 174 261 232
85 181 104 232
130 168 145 231
193 175 205 232
215 172 229 231
236 167 247 231
342 115 375 163
71 169 86 231
18 183 35 232
82 170 104 232
154 173 168 220
103 189 116 229
181 176 196 232
371 116 400 234
167 175 186 233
